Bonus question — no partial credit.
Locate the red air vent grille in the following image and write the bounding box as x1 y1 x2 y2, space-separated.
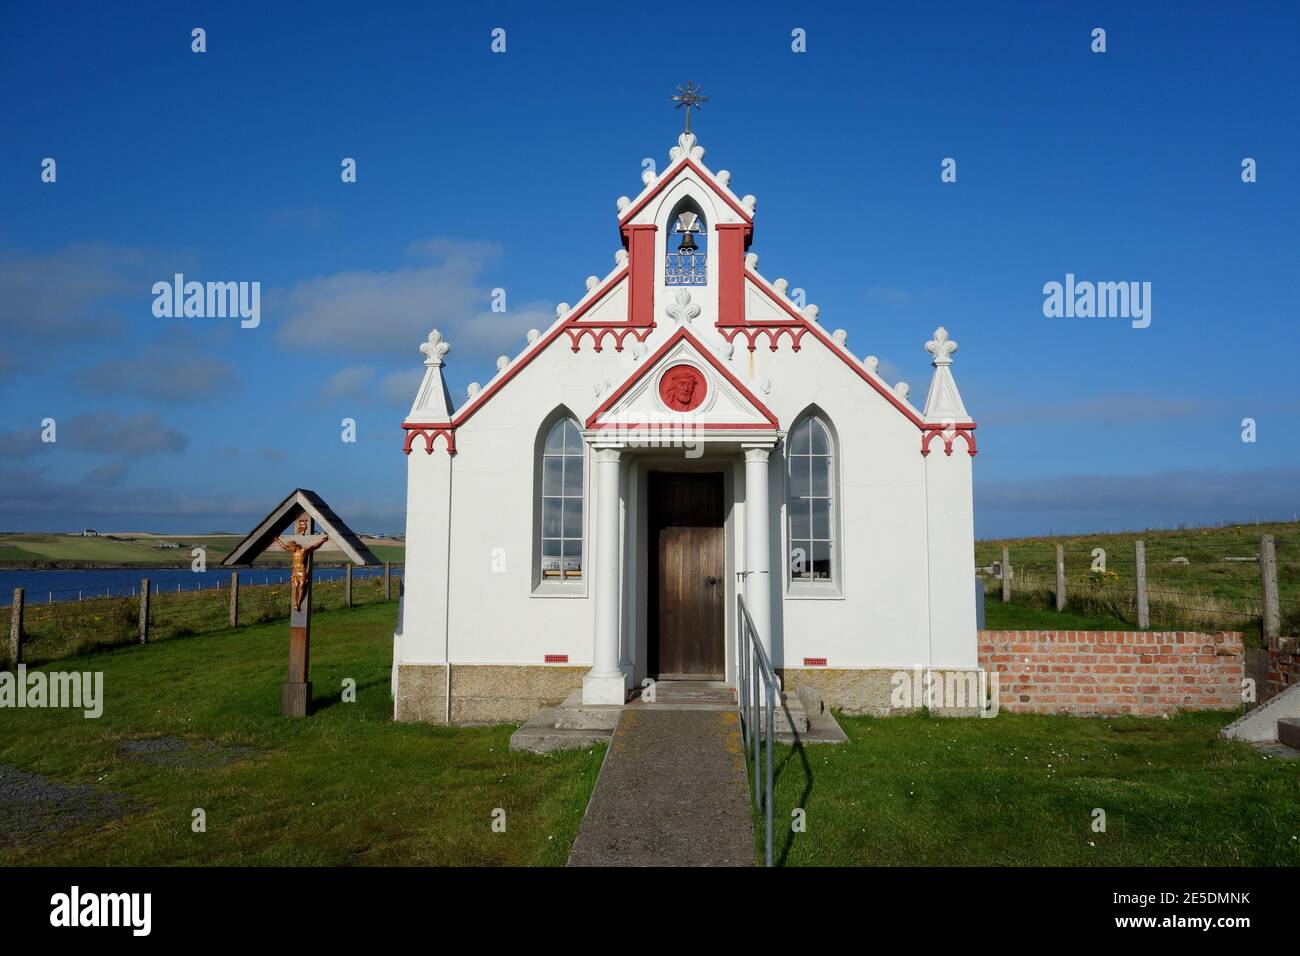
544 654 569 664
803 657 827 667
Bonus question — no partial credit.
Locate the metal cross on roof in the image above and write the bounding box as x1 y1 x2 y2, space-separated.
670 81 708 134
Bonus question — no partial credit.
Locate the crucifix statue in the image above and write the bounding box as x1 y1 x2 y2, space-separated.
670 81 708 134
220 489 380 718
278 515 328 612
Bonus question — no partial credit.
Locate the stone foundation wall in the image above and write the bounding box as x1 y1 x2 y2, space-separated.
394 663 586 724
778 667 984 716
979 630 1244 716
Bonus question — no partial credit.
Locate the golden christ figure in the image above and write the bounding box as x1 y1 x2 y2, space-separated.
277 515 328 612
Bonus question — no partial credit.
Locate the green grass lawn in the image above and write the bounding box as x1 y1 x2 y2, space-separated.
983 596 1131 631
0 603 603 866
0 532 406 567
761 710 1300 867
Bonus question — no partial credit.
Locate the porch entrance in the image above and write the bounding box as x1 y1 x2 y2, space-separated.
648 471 725 679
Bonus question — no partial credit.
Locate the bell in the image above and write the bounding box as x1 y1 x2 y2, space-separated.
677 230 698 254
674 211 701 254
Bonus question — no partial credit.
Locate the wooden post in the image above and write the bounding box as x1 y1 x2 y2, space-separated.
384 561 392 600
345 563 353 608
1000 546 1012 602
1055 544 1066 611
139 578 150 644
8 588 23 664
1134 541 1149 629
229 571 239 628
283 564 312 717
1261 534 1281 643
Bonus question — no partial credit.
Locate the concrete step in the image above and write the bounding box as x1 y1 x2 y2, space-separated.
553 690 623 730
509 708 613 753
1278 717 1300 750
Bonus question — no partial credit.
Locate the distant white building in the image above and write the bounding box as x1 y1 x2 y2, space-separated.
393 130 978 723
82 529 98 537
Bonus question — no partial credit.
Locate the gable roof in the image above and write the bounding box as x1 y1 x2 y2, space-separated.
220 488 380 566
585 325 779 430
618 156 753 227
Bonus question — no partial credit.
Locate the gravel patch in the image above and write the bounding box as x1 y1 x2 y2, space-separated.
118 735 257 768
0 763 129 847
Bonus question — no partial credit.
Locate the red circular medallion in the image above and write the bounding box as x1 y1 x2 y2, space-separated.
658 364 707 412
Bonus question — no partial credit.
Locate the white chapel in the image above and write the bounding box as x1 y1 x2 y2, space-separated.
392 124 978 724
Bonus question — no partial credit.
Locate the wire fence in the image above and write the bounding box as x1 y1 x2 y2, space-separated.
977 530 1299 643
2 569 401 668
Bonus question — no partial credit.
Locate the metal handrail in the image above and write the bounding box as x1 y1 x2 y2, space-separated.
736 593 776 867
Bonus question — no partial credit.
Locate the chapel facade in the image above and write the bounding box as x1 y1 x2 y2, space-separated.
392 129 978 723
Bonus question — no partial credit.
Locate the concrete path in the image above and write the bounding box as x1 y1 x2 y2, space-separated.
567 709 755 867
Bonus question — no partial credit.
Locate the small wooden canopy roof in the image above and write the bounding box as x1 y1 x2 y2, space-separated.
220 488 380 567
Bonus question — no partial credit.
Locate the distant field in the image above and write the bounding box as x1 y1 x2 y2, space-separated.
0 533 405 568
978 520 1300 640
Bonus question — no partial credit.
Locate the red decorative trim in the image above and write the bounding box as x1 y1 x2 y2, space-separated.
719 325 808 353
544 654 569 664
455 268 630 426
920 424 977 457
618 157 753 226
745 271 928 429
402 424 457 456
803 657 827 667
585 325 780 429
716 223 751 328
564 325 655 353
623 223 656 329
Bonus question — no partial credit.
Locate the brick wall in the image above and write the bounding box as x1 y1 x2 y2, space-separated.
1266 636 1300 701
978 630 1243 716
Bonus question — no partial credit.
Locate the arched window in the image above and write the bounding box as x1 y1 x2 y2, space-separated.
665 198 707 285
787 414 835 585
539 417 584 582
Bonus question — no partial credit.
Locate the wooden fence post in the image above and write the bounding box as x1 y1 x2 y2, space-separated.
8 588 23 665
1261 534 1281 643
384 561 392 600
1134 541 1149 629
229 571 239 628
1000 546 1012 602
1055 544 1066 611
139 578 150 644
345 564 353 609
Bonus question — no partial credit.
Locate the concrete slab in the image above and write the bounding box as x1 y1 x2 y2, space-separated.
1278 717 1300 751
508 708 612 753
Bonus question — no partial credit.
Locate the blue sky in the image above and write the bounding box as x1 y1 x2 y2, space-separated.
1 1 1297 537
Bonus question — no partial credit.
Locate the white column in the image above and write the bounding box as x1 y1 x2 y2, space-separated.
584 447 629 704
743 447 773 658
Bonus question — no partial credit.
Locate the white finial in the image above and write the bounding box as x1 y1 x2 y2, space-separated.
420 329 451 367
615 249 629 267
631 341 647 361
833 329 848 348
741 194 757 214
717 169 731 186
864 355 879 373
586 275 599 292
774 278 789 296
716 340 735 362
744 252 759 271
757 377 772 395
893 381 910 400
556 303 571 318
641 167 656 187
616 196 630 214
496 356 509 372
526 329 540 344
803 304 820 322
925 327 958 366
467 382 481 398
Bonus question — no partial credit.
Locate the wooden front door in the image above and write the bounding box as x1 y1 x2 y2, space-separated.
649 472 725 679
